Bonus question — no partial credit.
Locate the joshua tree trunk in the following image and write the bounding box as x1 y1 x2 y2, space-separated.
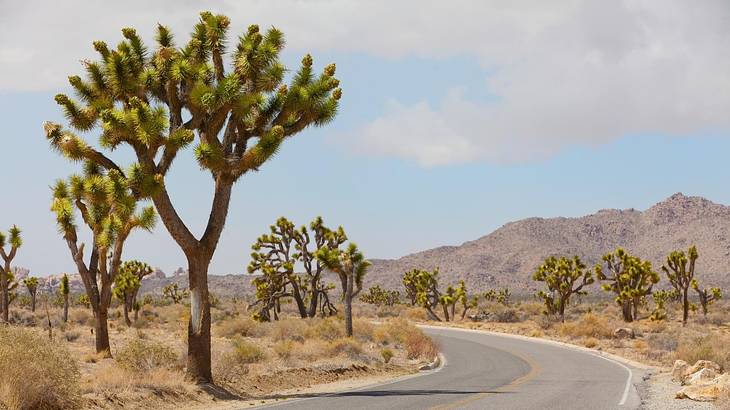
151 179 231 384
559 298 567 323
441 303 450 322
682 290 690 326
63 294 69 323
123 296 131 327
187 256 212 382
344 273 354 337
621 301 633 322
94 308 111 355
1 269 8 323
30 292 36 313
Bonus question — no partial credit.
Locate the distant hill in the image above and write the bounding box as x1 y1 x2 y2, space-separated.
367 193 730 294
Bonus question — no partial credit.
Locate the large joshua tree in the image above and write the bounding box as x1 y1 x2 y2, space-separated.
315 243 370 337
533 255 594 323
0 226 22 323
248 216 346 320
44 12 341 383
661 246 698 326
595 248 659 322
50 169 156 355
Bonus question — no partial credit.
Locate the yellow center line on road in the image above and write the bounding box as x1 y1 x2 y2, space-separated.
429 346 542 410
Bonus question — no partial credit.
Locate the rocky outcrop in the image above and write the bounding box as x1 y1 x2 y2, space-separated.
674 360 729 402
613 328 635 339
367 193 730 293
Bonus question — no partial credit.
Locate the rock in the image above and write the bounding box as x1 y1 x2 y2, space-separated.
419 355 441 371
687 360 722 375
672 360 689 383
613 328 635 339
687 368 718 385
676 372 730 402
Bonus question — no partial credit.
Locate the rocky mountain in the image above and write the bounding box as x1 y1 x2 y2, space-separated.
367 193 730 295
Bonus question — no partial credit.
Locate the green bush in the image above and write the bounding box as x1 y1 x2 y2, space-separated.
381 348 394 363
231 339 266 364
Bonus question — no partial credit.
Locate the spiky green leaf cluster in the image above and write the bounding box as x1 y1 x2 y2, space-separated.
533 255 594 318
46 12 342 184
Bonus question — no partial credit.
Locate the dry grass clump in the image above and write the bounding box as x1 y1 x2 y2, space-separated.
83 364 195 401
215 316 259 338
558 313 613 339
308 317 345 341
327 337 364 358
583 337 599 348
0 326 80 410
405 330 439 360
115 338 178 372
403 307 428 321
269 318 308 342
273 340 295 359
674 334 730 371
70 308 94 326
352 318 375 341
230 339 266 364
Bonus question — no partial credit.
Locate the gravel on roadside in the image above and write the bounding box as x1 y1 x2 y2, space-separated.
639 370 715 410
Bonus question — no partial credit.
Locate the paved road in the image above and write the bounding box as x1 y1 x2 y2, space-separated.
259 326 643 410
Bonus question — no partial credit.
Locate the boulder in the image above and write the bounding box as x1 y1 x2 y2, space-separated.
676 372 730 402
687 360 722 375
613 328 635 339
686 368 718 385
672 360 689 383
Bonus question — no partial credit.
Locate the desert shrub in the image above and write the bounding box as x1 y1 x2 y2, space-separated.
327 337 363 358
558 313 613 339
0 326 80 409
519 301 544 317
491 307 521 323
308 317 345 341
646 332 679 352
71 308 94 326
216 317 259 338
405 330 439 360
270 318 308 342
230 339 266 364
9 309 38 326
115 339 178 372
674 334 730 371
695 311 726 327
373 326 393 345
583 337 599 348
353 318 375 341
382 318 411 344
535 315 553 330
64 329 81 342
273 340 295 359
403 307 427 321
381 348 394 363
291 339 329 361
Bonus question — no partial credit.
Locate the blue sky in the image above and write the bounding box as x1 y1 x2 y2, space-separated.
1 1 729 276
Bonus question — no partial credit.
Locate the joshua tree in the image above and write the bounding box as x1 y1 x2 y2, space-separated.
650 289 675 321
45 12 341 383
60 274 70 323
315 243 370 337
595 248 659 322
693 283 721 316
484 288 511 306
533 255 594 323
661 246 698 326
113 260 153 326
23 277 39 312
360 285 401 306
402 268 472 322
163 283 188 304
0 225 22 322
50 171 156 356
402 269 420 306
248 217 346 320
77 294 91 309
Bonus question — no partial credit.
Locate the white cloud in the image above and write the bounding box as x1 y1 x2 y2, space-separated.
2 1 729 164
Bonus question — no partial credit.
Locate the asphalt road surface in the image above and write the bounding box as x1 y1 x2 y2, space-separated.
259 326 643 410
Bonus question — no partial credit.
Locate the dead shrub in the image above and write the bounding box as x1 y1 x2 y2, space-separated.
115 339 178 373
327 338 363 359
405 330 439 360
583 337 599 348
273 340 295 359
270 318 308 342
216 317 259 338
353 318 374 341
674 334 730 371
230 339 266 364
490 307 521 323
558 313 613 339
0 326 80 409
403 307 427 321
308 317 345 341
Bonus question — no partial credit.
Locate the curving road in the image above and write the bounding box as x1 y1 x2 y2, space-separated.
258 326 644 410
